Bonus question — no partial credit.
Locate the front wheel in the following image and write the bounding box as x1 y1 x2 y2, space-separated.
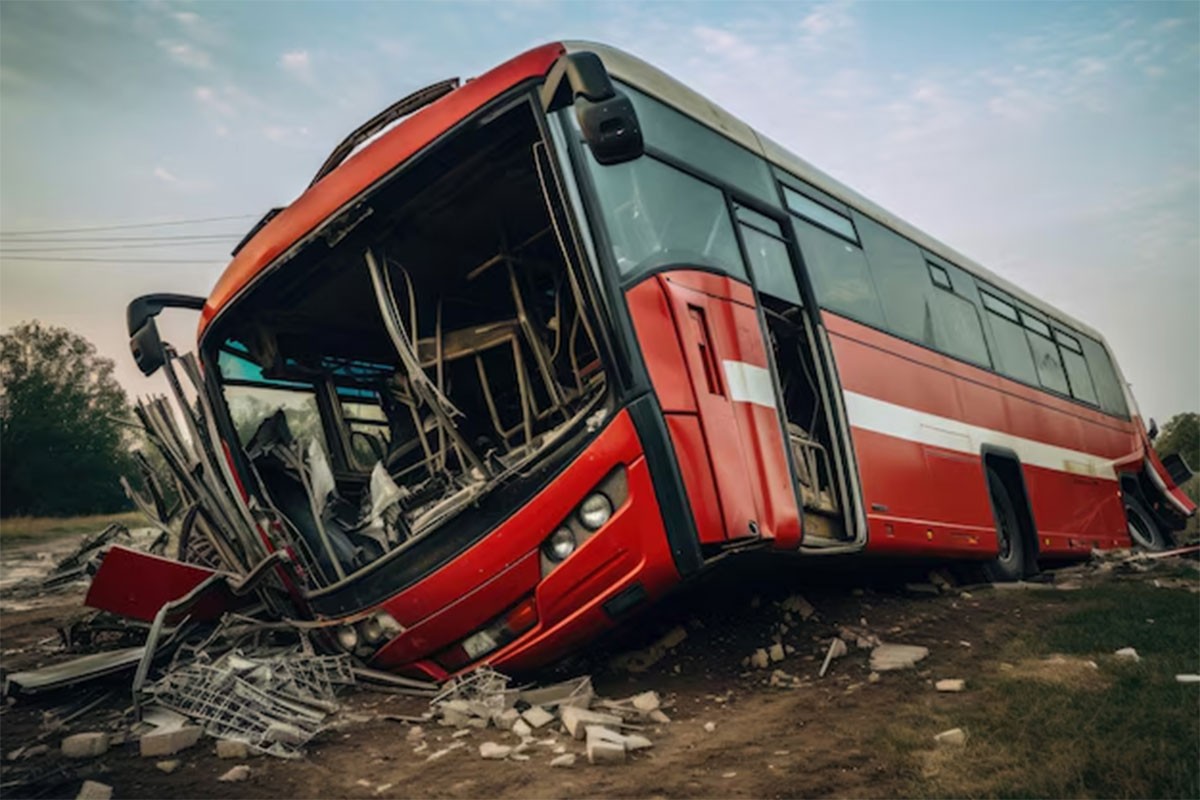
984 471 1026 582
1124 494 1169 552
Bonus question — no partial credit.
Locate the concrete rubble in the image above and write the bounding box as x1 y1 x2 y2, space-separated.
934 727 968 747
1113 647 1141 662
75 780 113 800
61 732 109 759
218 764 251 782
935 679 966 692
870 643 930 671
421 666 672 765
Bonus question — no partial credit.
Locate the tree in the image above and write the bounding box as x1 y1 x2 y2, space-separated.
1154 412 1199 471
0 321 135 516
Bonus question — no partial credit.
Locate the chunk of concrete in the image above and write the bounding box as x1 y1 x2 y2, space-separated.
521 705 556 729
934 728 967 747
75 780 112 800
936 679 966 693
780 594 815 619
493 708 521 731
216 739 249 759
769 643 785 663
631 691 660 713
585 728 626 765
648 709 671 724
658 625 688 649
870 644 929 671
140 725 202 757
155 760 181 774
218 764 251 782
550 753 576 767
561 706 621 740
406 725 425 742
62 733 109 759
479 742 512 760
1114 647 1140 662
511 719 533 739
750 648 770 669
703 721 716 733
1176 674 1200 684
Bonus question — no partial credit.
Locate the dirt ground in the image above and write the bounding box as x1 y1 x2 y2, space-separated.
1 538 1195 800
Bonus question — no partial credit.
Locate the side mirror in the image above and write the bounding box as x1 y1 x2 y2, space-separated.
1147 417 1159 442
130 316 166 377
541 51 643 165
126 293 206 376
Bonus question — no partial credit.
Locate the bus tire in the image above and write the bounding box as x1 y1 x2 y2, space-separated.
1123 494 1169 552
984 471 1026 582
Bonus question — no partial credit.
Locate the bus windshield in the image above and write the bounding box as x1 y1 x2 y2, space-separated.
206 93 610 591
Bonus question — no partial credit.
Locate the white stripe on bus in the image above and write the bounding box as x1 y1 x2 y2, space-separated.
722 360 777 409
841 390 1119 480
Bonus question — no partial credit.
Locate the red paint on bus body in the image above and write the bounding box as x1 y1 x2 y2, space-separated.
366 409 679 675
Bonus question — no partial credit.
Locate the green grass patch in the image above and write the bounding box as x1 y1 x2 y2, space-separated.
880 583 1200 799
0 511 145 542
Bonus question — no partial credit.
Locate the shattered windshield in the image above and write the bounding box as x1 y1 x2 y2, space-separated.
218 345 326 451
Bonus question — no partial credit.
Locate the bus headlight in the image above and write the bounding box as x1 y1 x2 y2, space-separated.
578 493 613 531
544 527 576 561
336 625 359 651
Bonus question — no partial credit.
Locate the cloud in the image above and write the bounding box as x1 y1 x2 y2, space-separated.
798 0 856 47
279 50 314 82
173 11 201 27
262 124 311 144
692 26 758 62
157 39 211 70
193 86 235 116
153 166 178 184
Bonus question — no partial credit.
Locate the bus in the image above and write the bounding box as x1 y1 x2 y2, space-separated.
124 42 1195 681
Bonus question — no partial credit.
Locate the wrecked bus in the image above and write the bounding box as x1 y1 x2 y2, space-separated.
122 42 1195 681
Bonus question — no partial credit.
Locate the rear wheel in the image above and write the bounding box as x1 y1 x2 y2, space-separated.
984 471 1026 582
1123 494 1169 551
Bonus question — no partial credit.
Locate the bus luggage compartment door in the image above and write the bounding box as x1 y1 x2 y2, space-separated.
627 270 800 548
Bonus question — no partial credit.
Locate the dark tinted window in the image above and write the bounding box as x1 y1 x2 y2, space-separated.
789 216 885 327
584 154 747 281
928 262 952 290
981 292 1039 384
737 208 800 304
981 291 1019 322
620 84 777 204
1061 348 1098 405
783 187 858 242
1020 311 1052 339
930 290 991 367
1081 336 1129 416
855 213 935 346
1026 326 1070 395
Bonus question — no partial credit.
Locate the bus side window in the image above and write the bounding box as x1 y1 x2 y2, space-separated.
978 289 1040 386
1081 335 1129 417
735 206 802 305
1020 311 1071 396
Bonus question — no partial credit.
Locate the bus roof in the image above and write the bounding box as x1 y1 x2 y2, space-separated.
201 39 1105 348
197 42 565 339
566 41 1107 344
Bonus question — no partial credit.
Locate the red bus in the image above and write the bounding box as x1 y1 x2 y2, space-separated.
125 42 1195 681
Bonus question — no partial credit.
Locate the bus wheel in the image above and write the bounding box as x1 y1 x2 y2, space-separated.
1123 495 1168 552
984 471 1026 582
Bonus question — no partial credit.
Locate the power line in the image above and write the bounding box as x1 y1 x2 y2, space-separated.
0 214 260 237
0 232 244 243
0 255 226 264
1 242 236 253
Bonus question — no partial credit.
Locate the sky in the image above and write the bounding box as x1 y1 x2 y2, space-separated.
1 0 1197 422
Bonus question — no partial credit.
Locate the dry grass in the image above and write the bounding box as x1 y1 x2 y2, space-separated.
0 511 145 541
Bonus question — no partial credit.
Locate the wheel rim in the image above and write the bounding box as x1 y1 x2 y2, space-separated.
1126 507 1157 550
995 503 1014 561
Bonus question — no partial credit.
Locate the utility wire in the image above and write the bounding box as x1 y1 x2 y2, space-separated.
0 232 243 243
0 255 226 264
1 241 237 254
0 214 259 237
